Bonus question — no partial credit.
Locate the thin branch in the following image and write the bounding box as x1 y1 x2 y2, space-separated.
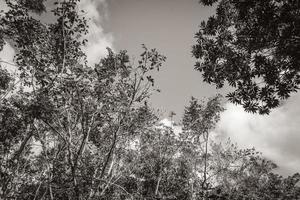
41 118 66 143
11 124 33 161
33 181 42 200
0 60 18 67
99 124 121 179
94 178 133 199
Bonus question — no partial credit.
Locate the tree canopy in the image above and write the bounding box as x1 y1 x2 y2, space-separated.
0 0 300 199
192 0 300 114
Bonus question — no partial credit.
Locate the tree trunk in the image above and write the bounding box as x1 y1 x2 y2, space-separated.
202 131 209 200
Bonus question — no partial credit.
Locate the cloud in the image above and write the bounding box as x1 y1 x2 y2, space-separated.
0 2 15 67
0 1 9 12
159 118 182 135
0 43 16 72
78 0 114 66
217 93 300 176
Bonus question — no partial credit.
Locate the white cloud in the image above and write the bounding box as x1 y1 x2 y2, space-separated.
217 93 300 176
160 118 173 127
159 118 182 135
0 1 9 12
79 0 114 66
0 43 16 72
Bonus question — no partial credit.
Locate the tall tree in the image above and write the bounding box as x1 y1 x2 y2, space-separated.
1 1 300 199
181 95 223 199
192 0 300 114
0 0 166 199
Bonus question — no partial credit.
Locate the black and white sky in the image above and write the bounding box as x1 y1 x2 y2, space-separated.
0 0 299 176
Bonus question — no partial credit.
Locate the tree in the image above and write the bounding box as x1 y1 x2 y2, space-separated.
0 0 166 199
207 141 300 200
192 0 300 114
180 97 300 200
1 0 300 199
117 95 300 200
181 95 224 199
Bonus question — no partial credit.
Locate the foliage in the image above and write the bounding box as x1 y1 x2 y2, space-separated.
104 97 300 200
0 0 299 199
0 0 166 199
192 0 300 114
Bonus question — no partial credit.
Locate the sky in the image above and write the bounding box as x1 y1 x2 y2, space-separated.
106 0 220 117
0 0 299 176
103 0 300 176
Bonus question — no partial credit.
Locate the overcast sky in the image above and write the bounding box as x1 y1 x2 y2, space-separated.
106 0 220 116
0 0 299 176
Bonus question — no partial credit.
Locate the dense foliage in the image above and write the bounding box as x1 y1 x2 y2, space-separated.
0 0 299 199
192 0 300 114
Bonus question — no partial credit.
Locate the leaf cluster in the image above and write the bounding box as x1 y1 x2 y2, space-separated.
193 0 300 114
